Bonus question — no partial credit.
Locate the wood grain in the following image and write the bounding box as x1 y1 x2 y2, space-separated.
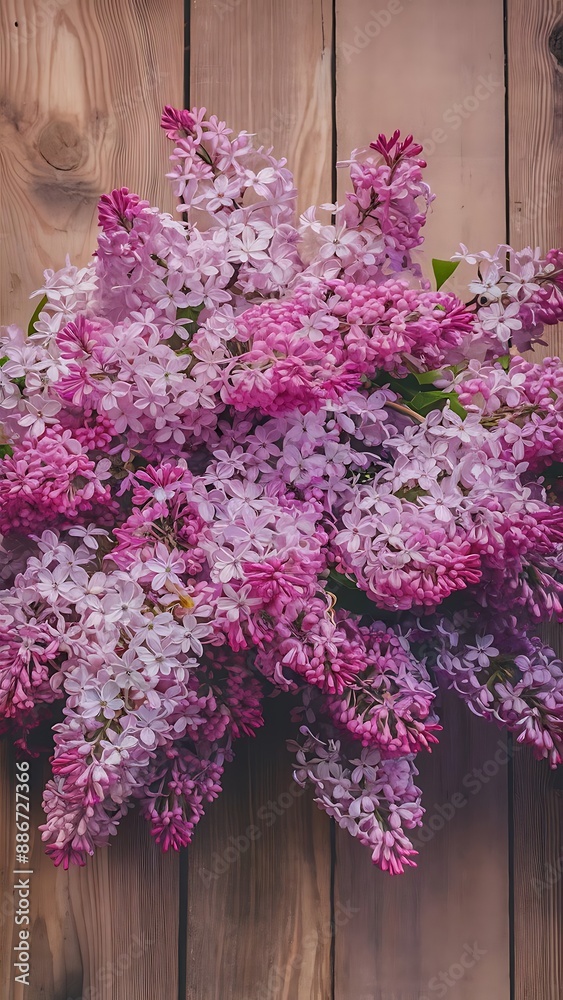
0 0 184 329
334 3 509 996
190 0 334 214
186 700 333 1000
508 3 563 996
0 0 561 997
0 2 185 998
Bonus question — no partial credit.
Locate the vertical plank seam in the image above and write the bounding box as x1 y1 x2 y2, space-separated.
184 0 192 109
504 0 511 245
330 0 338 208
503 4 516 999
179 4 192 998
330 4 338 999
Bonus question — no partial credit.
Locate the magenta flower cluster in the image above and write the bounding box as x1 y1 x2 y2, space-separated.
1 107 563 874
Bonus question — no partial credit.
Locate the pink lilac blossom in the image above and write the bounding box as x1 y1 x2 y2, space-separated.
0 105 563 875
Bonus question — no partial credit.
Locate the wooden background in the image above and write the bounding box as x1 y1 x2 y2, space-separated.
0 0 562 997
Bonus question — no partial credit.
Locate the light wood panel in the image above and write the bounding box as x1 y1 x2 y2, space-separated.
508 5 563 995
334 2 509 996
188 5 335 996
186 701 332 1000
190 0 334 214
0 0 184 329
1 0 562 997
0 2 184 998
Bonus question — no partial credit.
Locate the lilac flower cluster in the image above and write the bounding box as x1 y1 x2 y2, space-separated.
1 107 563 873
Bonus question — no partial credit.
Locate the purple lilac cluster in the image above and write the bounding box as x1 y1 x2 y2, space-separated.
1 107 563 874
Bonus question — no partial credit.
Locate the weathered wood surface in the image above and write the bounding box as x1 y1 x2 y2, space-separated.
0 0 562 997
508 1 563 997
0 2 184 998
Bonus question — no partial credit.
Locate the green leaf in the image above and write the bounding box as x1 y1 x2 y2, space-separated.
498 354 511 372
445 394 468 419
374 371 419 400
0 444 13 460
27 295 48 337
413 368 443 385
176 304 203 323
409 390 467 418
374 368 467 417
328 569 357 590
408 390 447 415
432 258 460 290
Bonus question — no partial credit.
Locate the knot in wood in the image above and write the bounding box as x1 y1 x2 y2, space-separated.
548 21 563 67
38 120 84 170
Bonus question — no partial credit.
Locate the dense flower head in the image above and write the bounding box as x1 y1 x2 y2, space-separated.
412 610 563 767
0 426 115 535
1 106 563 874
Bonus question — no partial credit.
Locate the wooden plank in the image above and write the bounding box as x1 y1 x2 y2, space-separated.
186 700 332 1000
0 2 185 997
336 0 506 265
187 5 334 997
334 697 510 1000
508 3 563 995
507 0 563 332
334 2 510 997
190 0 334 215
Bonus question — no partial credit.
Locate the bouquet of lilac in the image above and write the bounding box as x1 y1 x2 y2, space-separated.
2 106 563 874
